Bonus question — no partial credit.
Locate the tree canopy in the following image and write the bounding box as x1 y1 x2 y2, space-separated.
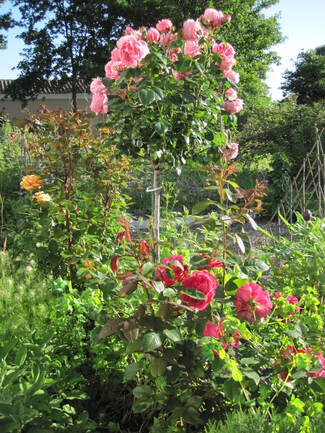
281 45 325 104
0 0 12 49
1 0 282 109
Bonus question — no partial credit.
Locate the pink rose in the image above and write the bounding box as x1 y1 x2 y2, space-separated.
168 47 181 62
274 292 283 298
234 282 273 322
219 57 235 72
223 14 232 23
224 98 244 114
221 142 239 160
212 42 235 58
146 27 160 43
160 31 177 47
202 8 224 28
90 77 106 94
156 19 173 33
117 35 150 69
105 60 121 80
90 93 108 114
184 40 201 58
225 88 238 101
124 26 143 39
172 69 190 80
181 271 217 311
90 77 108 115
224 70 240 84
156 255 188 287
182 19 203 41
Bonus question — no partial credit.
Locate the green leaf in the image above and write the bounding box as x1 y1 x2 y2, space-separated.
168 259 184 271
152 280 165 293
132 399 152 413
235 233 245 254
15 346 27 366
142 332 162 352
138 89 156 105
180 288 205 300
132 385 153 399
142 262 154 276
163 328 181 342
150 358 166 377
126 340 143 354
0 403 13 417
192 199 217 215
124 363 140 382
246 214 258 230
243 369 260 385
154 120 169 136
224 379 244 404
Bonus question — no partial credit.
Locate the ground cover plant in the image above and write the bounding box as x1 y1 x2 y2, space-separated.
0 6 324 433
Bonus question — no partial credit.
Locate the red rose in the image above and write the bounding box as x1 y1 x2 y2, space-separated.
197 253 224 270
180 271 217 311
234 282 272 322
156 255 188 287
204 320 240 355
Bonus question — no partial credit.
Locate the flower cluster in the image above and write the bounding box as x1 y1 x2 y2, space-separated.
90 7 243 123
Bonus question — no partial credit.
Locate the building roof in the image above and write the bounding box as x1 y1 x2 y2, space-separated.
0 79 90 95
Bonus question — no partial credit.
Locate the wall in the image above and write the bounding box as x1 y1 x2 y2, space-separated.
0 93 91 121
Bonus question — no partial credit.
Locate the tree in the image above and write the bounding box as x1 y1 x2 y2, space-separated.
281 46 325 104
3 0 127 110
1 0 282 109
0 0 12 49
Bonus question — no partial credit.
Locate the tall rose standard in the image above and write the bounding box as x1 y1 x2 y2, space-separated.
90 8 243 261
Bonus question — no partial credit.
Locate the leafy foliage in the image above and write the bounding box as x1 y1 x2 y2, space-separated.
281 46 325 104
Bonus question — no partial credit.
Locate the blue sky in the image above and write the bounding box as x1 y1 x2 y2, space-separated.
1 0 325 100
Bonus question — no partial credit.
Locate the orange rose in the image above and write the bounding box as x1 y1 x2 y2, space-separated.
20 175 43 191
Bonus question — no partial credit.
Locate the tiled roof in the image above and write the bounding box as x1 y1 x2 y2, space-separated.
0 79 90 94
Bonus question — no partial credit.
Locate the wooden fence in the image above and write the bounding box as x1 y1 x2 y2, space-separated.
270 128 325 224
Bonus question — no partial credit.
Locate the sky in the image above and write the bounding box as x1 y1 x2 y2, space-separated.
0 0 325 100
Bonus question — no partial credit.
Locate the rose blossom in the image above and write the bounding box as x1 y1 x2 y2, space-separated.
225 88 238 101
116 35 150 69
287 295 300 314
234 282 273 322
172 69 190 80
184 40 201 58
160 31 178 47
212 41 235 59
180 271 217 311
156 254 188 287
33 191 51 204
197 253 224 270
156 19 173 33
202 8 224 28
168 47 181 62
224 70 240 84
90 77 108 114
224 98 244 115
146 27 160 43
229 142 239 159
204 320 240 353
182 19 203 41
20 175 43 191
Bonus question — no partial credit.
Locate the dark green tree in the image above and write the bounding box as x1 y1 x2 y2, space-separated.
281 46 325 104
1 0 282 109
0 0 12 49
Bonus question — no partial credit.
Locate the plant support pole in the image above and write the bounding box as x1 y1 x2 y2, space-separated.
147 164 161 263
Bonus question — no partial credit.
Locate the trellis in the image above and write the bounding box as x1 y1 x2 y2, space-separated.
270 128 325 224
